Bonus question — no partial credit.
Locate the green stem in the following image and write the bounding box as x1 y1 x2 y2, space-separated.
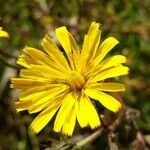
75 128 104 149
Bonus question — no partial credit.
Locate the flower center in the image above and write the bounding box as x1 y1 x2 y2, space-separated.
69 71 86 91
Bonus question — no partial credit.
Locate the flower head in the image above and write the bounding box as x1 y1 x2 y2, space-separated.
11 22 129 136
0 27 9 38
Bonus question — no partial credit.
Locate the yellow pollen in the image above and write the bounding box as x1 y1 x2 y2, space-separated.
69 71 85 91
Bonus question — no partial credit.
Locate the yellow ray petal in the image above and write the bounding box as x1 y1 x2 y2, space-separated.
89 37 119 70
81 22 101 71
27 99 52 114
28 94 57 114
76 97 88 128
30 99 62 134
86 22 100 52
30 65 64 76
90 66 129 82
54 92 75 133
18 88 47 102
20 69 51 80
55 26 78 69
17 46 66 71
17 57 32 68
28 91 68 114
20 46 53 66
0 27 9 38
86 23 101 63
62 104 76 136
84 88 121 112
17 53 37 69
16 85 68 114
15 99 50 113
42 35 70 71
55 26 78 53
19 84 68 102
87 55 126 76
72 51 82 72
20 65 67 81
10 78 48 89
80 35 88 71
83 95 100 128
69 32 78 51
15 100 32 112
87 82 125 92
99 55 126 70
55 26 71 54
76 94 100 128
21 47 65 72
17 49 62 72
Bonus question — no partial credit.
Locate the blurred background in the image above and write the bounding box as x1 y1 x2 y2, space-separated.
0 0 149 149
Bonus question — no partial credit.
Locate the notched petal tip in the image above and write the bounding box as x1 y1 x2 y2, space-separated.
91 123 101 130
61 130 72 137
113 103 122 113
23 45 29 52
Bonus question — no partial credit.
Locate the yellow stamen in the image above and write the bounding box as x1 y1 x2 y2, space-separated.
69 71 85 91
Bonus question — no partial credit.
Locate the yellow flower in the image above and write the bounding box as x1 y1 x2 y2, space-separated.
11 22 129 136
0 27 9 38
